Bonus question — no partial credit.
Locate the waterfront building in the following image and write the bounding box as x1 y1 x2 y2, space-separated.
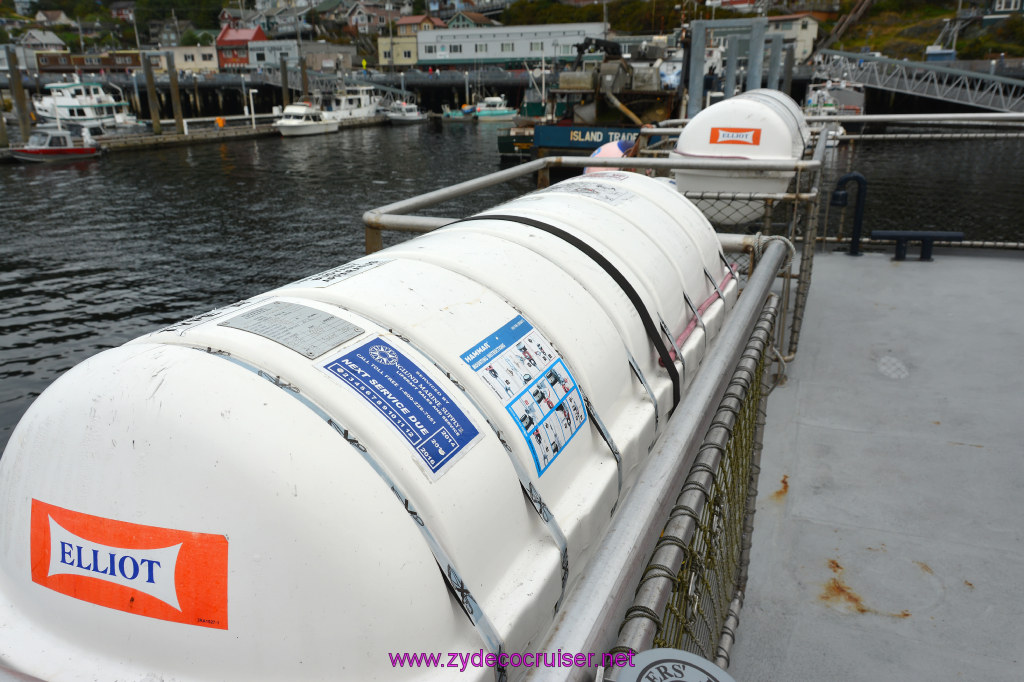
149 46 218 74
417 22 605 69
379 14 446 71
216 26 268 72
249 39 300 70
35 50 142 74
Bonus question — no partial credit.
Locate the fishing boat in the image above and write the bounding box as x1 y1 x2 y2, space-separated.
273 101 340 137
31 77 137 129
385 100 427 125
11 126 102 163
473 95 517 122
441 103 476 122
323 85 382 122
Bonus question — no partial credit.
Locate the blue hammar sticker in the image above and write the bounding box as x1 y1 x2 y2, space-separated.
325 339 480 476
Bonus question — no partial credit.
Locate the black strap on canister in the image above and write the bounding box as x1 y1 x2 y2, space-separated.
459 214 681 408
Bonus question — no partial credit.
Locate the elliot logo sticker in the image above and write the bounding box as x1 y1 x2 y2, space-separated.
709 127 762 145
30 499 228 629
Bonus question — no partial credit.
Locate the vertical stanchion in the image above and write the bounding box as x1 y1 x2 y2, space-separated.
301 60 308 98
167 51 185 135
280 55 290 107
6 47 32 142
142 55 162 135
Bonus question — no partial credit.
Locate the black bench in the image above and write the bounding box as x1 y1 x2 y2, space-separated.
870 230 965 261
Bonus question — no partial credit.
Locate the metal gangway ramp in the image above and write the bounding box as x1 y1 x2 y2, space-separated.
815 49 1024 112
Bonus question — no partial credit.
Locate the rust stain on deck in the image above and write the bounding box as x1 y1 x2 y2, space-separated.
820 558 912 619
771 475 789 501
914 561 934 574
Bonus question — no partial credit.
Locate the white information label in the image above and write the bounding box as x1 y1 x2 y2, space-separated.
220 301 364 358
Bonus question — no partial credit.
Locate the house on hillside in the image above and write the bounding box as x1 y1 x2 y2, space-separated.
447 11 499 29
34 10 76 27
219 8 262 30
18 29 67 52
149 19 196 47
347 2 402 35
110 1 136 22
216 25 267 71
263 5 311 39
991 0 1023 13
767 13 820 62
315 0 355 32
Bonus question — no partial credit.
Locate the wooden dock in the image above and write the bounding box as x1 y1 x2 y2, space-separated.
1 115 389 162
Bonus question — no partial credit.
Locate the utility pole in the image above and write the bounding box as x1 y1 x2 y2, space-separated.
131 10 141 51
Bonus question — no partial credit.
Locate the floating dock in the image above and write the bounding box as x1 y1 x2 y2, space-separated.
0 115 388 161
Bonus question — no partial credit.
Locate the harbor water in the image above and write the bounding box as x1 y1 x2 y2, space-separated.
2 124 1024 453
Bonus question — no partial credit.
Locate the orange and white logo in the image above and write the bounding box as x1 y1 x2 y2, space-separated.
31 499 228 629
710 127 762 145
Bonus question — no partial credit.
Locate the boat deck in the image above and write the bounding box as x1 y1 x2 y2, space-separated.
729 246 1024 680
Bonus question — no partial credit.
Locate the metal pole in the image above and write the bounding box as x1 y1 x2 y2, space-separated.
766 34 782 91
524 240 790 682
6 47 32 141
249 89 258 128
724 37 738 98
686 22 707 117
746 18 767 92
142 54 162 135
0 99 7 148
280 54 290 106
166 51 185 134
782 45 794 96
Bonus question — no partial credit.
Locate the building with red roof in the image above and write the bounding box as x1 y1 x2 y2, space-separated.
216 25 267 72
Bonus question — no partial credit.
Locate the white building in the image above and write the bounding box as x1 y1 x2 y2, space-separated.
766 13 820 62
417 22 606 68
248 39 300 70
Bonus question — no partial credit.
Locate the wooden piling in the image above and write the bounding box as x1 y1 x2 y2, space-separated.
5 46 32 141
142 56 162 135
193 76 201 116
280 55 290 107
166 52 185 134
0 108 8 148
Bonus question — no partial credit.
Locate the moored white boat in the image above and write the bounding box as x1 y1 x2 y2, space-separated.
323 85 382 122
273 101 340 137
385 100 427 125
31 77 137 129
11 126 103 163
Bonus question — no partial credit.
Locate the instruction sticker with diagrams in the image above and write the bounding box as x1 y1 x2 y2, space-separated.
461 315 587 477
323 338 481 480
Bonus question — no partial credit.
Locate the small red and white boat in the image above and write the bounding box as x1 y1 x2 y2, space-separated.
11 127 102 163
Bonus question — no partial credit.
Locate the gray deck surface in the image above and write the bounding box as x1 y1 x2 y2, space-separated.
728 247 1024 681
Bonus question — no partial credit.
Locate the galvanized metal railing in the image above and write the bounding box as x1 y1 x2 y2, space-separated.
525 240 789 682
608 294 778 673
